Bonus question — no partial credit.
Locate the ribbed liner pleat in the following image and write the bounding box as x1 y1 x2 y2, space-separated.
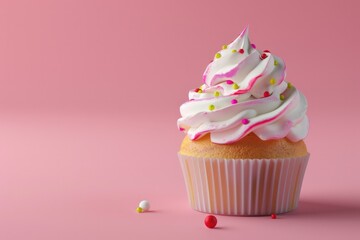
179 154 309 216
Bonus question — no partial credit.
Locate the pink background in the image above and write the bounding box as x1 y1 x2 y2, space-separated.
0 0 359 239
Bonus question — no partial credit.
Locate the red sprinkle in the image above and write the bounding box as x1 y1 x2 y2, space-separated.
242 118 249 125
251 43 256 49
195 88 201 92
264 91 270 97
263 50 271 53
260 53 268 60
179 127 185 131
226 80 234 84
271 214 277 219
204 215 217 229
239 49 244 54
231 99 238 104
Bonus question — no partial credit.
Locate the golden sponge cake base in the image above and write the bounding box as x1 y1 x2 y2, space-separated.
180 133 308 159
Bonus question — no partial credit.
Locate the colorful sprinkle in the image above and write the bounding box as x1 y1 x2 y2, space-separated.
209 104 215 111
274 60 278 66
287 82 292 88
242 118 249 125
239 48 244 54
215 53 222 59
214 91 220 97
204 215 217 229
232 49 237 53
271 214 277 219
232 83 239 90
264 91 270 97
231 99 238 104
251 43 256 49
280 94 285 100
269 78 276 85
195 88 202 93
136 207 143 213
263 50 271 53
226 80 234 84
260 53 268 60
222 45 228 50
179 127 185 131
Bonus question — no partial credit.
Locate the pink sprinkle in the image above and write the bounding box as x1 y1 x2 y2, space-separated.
231 99 238 104
260 53 268 60
179 127 185 131
242 118 249 125
226 80 234 84
251 43 256 49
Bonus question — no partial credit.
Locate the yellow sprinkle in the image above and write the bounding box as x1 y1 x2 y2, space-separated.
215 53 222 59
287 82 292 89
274 60 278 66
269 78 276 85
280 94 285 101
197 89 202 93
209 104 215 111
222 45 228 50
232 49 237 53
214 91 220 97
136 207 143 213
232 83 239 90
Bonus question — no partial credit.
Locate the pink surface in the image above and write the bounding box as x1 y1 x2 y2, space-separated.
0 0 360 239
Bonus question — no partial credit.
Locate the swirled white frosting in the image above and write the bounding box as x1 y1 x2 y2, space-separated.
177 27 309 144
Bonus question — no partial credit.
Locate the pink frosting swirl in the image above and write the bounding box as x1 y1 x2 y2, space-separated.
177 27 309 144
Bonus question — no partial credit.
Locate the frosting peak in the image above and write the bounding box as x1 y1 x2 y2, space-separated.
178 27 309 144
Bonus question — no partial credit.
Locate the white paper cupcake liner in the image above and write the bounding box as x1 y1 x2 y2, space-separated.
178 153 309 216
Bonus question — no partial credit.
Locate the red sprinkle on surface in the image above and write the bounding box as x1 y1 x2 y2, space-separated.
251 43 256 49
260 53 268 60
179 127 185 131
242 118 249 124
231 99 238 104
226 80 234 84
239 49 244 54
263 50 271 53
195 88 201 92
204 215 217 229
271 214 277 219
264 91 270 97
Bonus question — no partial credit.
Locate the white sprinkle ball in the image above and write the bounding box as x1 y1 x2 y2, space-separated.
139 200 150 212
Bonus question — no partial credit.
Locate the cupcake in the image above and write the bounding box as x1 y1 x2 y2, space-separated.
177 27 309 216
